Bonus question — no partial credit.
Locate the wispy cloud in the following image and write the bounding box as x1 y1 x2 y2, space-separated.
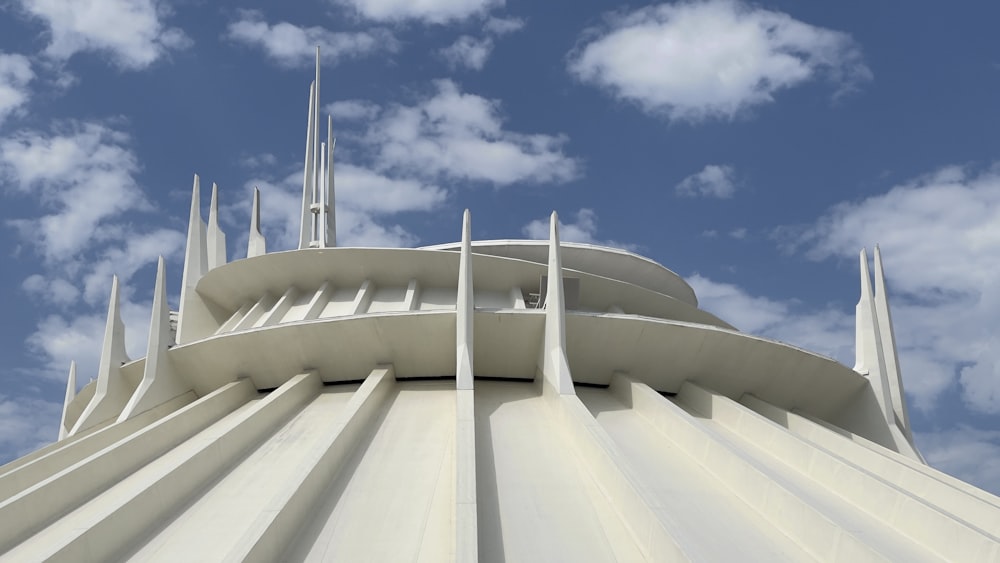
522 208 638 252
226 11 397 68
568 0 871 121
335 0 503 24
0 393 62 460
0 53 33 125
233 163 446 252
917 426 1000 496
440 36 494 70
1 122 149 262
676 164 737 198
439 16 526 71
16 0 190 70
783 164 1000 413
326 100 381 122
686 273 855 362
347 80 579 186
1 120 184 383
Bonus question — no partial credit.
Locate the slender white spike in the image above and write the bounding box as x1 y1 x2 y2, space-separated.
177 175 208 344
853 248 872 372
311 46 321 245
58 361 77 441
873 245 913 437
319 141 327 246
299 81 317 250
248 187 267 258
540 211 575 395
456 210 474 390
71 276 133 435
207 183 227 270
326 116 336 247
119 257 192 422
854 248 893 426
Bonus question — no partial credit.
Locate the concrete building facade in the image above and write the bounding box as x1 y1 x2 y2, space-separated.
2 51 999 562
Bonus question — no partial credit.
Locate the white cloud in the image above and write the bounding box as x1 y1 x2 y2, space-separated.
440 16 524 71
729 227 747 239
0 53 33 125
686 273 855 363
522 209 638 252
239 152 277 170
17 0 190 70
226 11 397 68
917 427 1000 496
1 121 184 386
22 274 79 305
676 164 737 198
238 163 446 251
338 163 447 214
484 16 525 35
25 291 154 382
0 122 149 262
326 100 382 121
0 393 61 460
359 80 579 186
335 0 502 24
568 0 871 121
79 228 185 303
788 164 1000 413
440 36 493 70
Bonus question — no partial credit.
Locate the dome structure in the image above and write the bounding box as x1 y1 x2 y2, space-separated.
2 51 999 562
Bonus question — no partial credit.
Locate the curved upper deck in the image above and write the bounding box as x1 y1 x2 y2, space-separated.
422 239 699 307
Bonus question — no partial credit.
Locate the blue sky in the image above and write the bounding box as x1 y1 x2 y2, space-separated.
1 0 999 493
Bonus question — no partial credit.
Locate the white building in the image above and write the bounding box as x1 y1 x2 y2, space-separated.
1 52 999 562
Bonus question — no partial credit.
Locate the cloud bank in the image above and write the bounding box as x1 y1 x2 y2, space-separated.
569 0 871 121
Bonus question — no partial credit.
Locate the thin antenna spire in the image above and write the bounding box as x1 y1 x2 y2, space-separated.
314 47 321 206
327 115 336 247
248 187 266 258
319 140 327 245
299 81 317 249
300 46 335 249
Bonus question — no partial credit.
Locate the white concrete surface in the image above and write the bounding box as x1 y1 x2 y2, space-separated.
6 57 1000 563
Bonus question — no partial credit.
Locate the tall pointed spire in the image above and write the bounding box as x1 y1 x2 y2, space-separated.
119 257 191 422
540 212 575 395
854 248 893 426
299 47 337 250
313 47 320 203
299 80 317 250
326 115 336 247
177 174 208 344
456 210 474 390
71 276 133 435
207 182 227 270
58 361 77 440
873 245 913 438
248 187 267 258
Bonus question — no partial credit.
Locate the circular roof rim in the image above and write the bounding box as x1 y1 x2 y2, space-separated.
421 238 698 306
